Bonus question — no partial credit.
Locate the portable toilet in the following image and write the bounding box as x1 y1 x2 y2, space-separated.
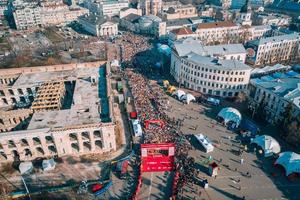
208 162 219 177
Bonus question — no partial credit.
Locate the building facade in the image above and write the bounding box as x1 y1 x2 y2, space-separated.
13 2 88 29
196 21 240 45
139 0 162 16
161 4 197 20
248 72 300 124
79 14 118 37
171 38 251 97
83 0 129 17
246 33 300 66
0 62 117 162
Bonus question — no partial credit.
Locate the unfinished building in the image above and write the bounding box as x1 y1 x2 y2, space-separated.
0 62 116 162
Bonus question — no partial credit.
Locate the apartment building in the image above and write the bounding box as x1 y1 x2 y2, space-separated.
13 4 42 29
246 33 300 66
78 14 118 37
252 13 292 27
139 0 162 16
196 21 240 45
83 0 129 17
249 72 300 124
13 1 88 29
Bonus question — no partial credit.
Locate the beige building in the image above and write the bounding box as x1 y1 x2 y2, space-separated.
168 27 197 45
0 62 117 162
161 4 197 20
246 33 300 66
79 14 118 37
139 0 162 16
196 21 240 45
13 1 88 29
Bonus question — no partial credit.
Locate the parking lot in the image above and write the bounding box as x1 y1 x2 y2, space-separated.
165 93 300 200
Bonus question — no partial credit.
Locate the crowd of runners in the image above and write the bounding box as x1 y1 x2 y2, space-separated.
125 69 197 197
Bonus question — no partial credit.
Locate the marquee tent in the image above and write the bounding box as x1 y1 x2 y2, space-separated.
217 107 242 128
251 135 281 157
275 152 300 176
181 93 196 104
172 90 186 100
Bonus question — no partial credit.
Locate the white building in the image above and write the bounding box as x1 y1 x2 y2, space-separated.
172 37 247 62
13 2 88 29
13 4 42 30
249 71 300 124
246 33 300 66
79 14 118 37
83 0 129 17
170 38 251 97
196 21 240 45
253 13 292 27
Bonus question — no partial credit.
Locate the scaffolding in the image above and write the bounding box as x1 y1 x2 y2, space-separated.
31 81 65 112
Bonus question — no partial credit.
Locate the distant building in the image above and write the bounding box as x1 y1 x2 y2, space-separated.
119 7 142 18
119 14 166 37
13 1 88 29
161 4 197 20
252 13 291 27
248 71 300 124
236 0 252 26
196 21 240 45
83 0 129 17
168 27 197 45
139 0 162 16
78 14 118 37
246 33 300 66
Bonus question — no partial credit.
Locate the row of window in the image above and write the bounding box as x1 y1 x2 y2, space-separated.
182 72 245 83
183 76 247 90
181 64 246 76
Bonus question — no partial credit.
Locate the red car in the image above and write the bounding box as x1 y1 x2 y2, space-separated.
92 183 103 193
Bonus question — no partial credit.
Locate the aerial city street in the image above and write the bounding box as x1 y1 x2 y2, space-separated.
0 0 299 199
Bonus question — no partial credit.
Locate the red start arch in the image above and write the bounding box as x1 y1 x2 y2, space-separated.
144 119 165 129
141 143 175 172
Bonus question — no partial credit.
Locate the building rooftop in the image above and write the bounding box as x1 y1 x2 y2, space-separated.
170 27 194 35
185 52 252 71
27 78 101 130
1 65 110 132
79 14 113 25
251 74 300 109
173 38 246 57
197 21 237 29
122 13 140 23
166 18 192 27
249 33 300 46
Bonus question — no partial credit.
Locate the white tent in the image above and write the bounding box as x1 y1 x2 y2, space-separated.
217 107 242 128
172 90 186 100
19 162 33 175
251 135 281 157
181 93 196 104
275 152 300 176
42 158 56 171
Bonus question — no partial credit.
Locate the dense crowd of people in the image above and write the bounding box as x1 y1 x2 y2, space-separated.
125 69 197 197
112 33 152 62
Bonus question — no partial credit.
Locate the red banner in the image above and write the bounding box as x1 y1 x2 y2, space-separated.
141 143 175 172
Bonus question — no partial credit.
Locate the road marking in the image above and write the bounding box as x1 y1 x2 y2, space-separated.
148 172 153 200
